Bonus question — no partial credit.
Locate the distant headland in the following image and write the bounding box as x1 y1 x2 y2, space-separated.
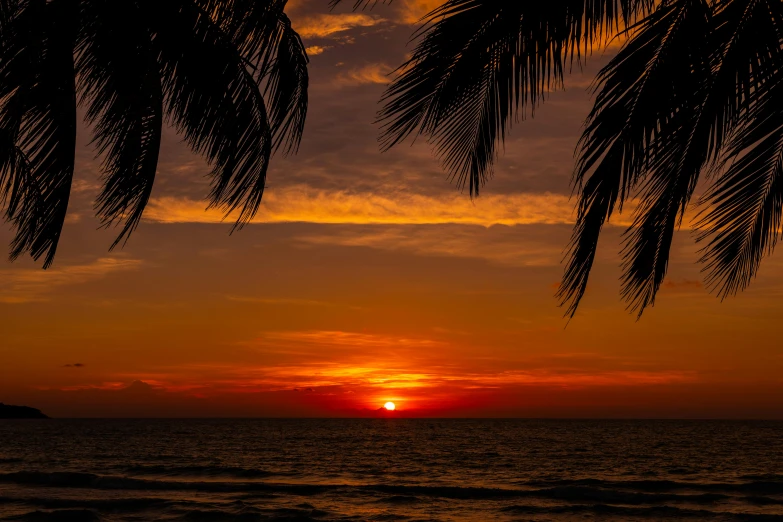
0 403 49 419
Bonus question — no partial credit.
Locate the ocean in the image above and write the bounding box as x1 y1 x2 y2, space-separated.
1 419 782 521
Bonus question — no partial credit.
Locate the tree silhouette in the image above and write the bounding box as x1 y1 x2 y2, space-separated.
0 0 308 267
335 0 783 317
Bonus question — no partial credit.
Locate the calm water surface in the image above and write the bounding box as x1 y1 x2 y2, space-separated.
1 419 782 521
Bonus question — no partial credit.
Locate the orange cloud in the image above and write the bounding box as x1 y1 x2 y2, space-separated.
44 363 697 415
397 0 445 24
334 63 393 86
305 45 329 56
263 330 445 348
51 331 698 410
294 13 385 39
143 186 578 227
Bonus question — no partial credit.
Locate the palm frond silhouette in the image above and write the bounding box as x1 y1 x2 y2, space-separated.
334 0 783 317
0 0 308 267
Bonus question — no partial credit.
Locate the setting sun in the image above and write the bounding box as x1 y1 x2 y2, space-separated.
384 402 396 411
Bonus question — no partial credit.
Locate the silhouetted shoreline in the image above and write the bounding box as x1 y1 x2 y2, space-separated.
0 403 48 419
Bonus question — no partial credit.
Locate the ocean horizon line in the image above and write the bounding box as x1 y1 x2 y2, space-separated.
10 416 783 421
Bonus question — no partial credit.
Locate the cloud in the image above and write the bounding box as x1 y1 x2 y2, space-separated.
263 330 445 349
295 225 564 267
57 379 160 393
224 332 697 399
305 45 329 56
295 0 441 27
294 13 385 39
136 184 702 237
397 0 446 24
334 63 393 86
33 344 701 416
63 363 86 368
123 380 156 394
46 364 696 411
143 186 580 227
0 257 143 304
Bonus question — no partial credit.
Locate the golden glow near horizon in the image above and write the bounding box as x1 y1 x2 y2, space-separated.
1 0 782 419
384 402 396 411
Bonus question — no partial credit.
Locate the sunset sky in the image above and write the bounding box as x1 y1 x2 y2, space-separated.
1 0 782 419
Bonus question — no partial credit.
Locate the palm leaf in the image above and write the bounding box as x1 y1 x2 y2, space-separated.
263 12 309 155
196 0 308 154
78 0 163 249
561 0 783 316
0 128 30 217
3 0 78 268
328 0 392 9
558 0 711 316
152 0 273 228
376 0 653 196
0 0 308 265
618 0 714 316
697 67 783 297
699 0 783 159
